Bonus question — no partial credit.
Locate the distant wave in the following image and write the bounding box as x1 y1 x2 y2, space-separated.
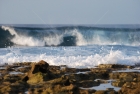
1 25 140 48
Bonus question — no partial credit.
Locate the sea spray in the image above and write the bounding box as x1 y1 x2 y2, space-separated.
1 25 140 47
2 26 45 46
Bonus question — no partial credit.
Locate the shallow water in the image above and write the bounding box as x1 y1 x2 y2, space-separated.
9 71 24 75
80 79 121 91
113 69 140 73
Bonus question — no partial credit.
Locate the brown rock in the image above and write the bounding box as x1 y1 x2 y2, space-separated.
119 73 133 82
0 81 27 94
119 82 140 94
79 89 96 94
44 84 78 94
109 72 120 79
29 60 49 75
98 64 133 69
4 74 24 83
47 75 70 86
17 66 31 73
78 80 100 88
27 72 49 84
22 60 54 83
68 73 95 82
111 80 125 87
94 90 107 94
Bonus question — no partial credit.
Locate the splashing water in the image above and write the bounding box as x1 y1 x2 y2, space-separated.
1 25 140 47
0 25 140 67
2 26 45 46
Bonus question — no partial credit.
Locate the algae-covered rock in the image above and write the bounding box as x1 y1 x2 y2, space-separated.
23 60 56 83
27 72 49 84
47 75 70 86
119 73 133 82
78 80 100 88
94 90 107 94
79 89 96 94
107 90 117 94
119 82 140 94
28 60 49 77
109 72 120 79
98 64 133 69
0 81 27 94
68 73 95 82
0 85 12 94
44 84 78 94
34 84 78 94
111 80 125 87
1 61 139 94
4 74 24 83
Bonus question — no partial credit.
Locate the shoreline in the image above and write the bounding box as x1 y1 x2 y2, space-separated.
0 60 140 94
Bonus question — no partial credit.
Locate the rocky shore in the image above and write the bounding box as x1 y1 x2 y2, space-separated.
0 60 140 94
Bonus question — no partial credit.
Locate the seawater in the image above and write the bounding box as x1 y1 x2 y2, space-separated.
0 25 140 68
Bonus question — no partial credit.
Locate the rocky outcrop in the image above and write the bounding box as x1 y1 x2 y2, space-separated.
28 60 49 76
23 60 55 84
0 61 140 94
119 82 140 94
98 64 134 69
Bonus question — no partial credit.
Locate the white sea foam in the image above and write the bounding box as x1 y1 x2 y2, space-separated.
0 46 139 67
44 34 63 46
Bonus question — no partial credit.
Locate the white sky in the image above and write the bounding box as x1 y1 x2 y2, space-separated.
0 0 140 24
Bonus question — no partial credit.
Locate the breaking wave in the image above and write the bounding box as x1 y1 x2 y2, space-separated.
1 25 140 48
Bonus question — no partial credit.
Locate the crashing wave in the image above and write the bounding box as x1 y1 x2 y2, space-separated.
1 25 140 47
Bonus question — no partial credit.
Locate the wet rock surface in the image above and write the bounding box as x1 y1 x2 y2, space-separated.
0 61 140 94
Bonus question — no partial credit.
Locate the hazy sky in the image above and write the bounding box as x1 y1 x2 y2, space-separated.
0 0 140 24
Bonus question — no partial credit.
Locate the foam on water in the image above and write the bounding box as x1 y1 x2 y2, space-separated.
0 46 139 68
1 25 140 67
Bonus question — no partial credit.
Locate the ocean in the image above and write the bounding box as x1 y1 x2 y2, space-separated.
0 25 140 68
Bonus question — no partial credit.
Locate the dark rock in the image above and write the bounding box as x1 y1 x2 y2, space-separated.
106 88 114 91
4 74 24 83
68 73 96 82
23 60 55 84
119 73 133 82
98 64 134 69
0 62 140 94
119 82 140 94
78 80 100 88
0 81 27 94
29 60 49 75
90 69 110 79
16 66 31 73
79 89 96 94
112 80 125 87
76 68 91 72
94 90 107 94
47 75 70 86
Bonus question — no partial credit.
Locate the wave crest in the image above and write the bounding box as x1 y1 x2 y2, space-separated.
1 25 140 47
2 26 45 46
